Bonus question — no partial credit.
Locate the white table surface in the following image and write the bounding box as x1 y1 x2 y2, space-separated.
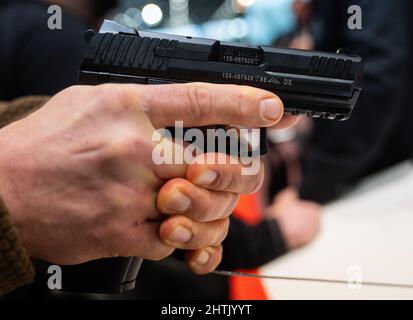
260 161 413 300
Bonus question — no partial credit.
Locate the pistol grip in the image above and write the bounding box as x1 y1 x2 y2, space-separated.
59 257 142 294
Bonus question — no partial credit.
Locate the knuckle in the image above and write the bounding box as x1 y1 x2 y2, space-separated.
248 166 265 193
61 85 80 96
95 84 112 99
92 87 113 110
212 169 233 191
191 190 214 222
220 194 237 217
114 85 137 112
189 232 205 249
117 135 141 158
101 134 143 163
236 87 259 118
94 84 132 114
217 219 230 244
101 141 126 162
209 247 223 271
204 194 216 222
227 194 240 214
200 194 217 222
58 85 88 102
186 83 213 120
115 137 133 155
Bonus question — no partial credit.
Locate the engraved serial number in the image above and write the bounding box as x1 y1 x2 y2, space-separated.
222 55 259 65
222 72 255 81
222 72 293 86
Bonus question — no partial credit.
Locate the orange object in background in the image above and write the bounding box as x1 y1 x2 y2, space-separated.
230 194 267 300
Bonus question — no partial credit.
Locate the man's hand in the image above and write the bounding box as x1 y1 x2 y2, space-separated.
0 83 290 274
265 188 321 251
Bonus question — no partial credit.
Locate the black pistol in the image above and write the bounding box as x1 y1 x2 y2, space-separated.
59 20 363 294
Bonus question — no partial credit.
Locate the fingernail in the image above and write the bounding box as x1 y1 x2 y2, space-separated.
196 250 210 265
194 170 218 186
168 226 192 243
164 190 191 212
260 98 282 121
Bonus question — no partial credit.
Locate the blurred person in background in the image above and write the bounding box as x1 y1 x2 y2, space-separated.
267 0 411 249
0 0 117 100
266 0 412 272
289 0 413 204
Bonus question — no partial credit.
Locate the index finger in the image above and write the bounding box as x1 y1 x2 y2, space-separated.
130 82 284 128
